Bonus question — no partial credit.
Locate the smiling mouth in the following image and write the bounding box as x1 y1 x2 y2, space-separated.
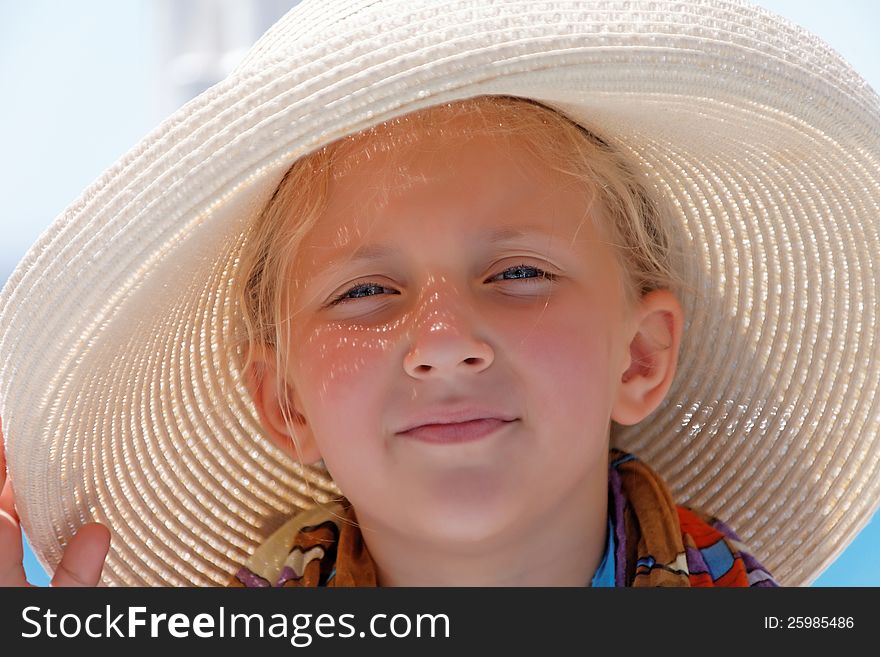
399 418 516 444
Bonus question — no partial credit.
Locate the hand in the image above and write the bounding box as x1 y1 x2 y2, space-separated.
1 415 111 586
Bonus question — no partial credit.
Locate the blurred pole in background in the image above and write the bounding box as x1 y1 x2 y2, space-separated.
155 0 295 115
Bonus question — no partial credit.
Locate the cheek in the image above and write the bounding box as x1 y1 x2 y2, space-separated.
290 322 396 414
288 322 398 493
507 302 617 416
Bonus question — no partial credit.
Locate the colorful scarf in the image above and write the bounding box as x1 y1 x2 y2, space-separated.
228 449 779 587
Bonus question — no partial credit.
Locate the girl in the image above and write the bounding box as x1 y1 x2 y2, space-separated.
2 0 878 588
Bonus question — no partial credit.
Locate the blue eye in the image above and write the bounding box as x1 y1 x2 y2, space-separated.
328 264 555 306
492 264 556 283
329 282 399 305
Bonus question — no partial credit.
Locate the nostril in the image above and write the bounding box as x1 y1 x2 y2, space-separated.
464 357 480 365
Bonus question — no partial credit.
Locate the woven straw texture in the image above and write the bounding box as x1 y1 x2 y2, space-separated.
1 0 879 586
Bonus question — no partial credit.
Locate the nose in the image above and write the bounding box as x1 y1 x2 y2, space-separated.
402 290 495 380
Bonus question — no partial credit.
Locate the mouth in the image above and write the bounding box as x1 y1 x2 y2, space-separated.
398 418 517 444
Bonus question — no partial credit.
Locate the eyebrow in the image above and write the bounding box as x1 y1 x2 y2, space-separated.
342 225 555 264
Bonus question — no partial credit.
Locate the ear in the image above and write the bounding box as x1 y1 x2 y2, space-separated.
611 289 684 426
243 343 324 465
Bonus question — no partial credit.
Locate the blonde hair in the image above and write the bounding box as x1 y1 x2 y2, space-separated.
232 94 690 481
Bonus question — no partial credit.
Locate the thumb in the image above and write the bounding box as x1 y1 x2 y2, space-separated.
50 522 111 587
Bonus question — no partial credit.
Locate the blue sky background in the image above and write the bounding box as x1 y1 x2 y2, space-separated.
1 1 879 586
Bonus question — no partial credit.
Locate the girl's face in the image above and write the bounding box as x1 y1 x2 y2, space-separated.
281 114 637 547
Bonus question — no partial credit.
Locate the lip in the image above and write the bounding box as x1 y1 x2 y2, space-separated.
397 407 518 434
398 418 517 444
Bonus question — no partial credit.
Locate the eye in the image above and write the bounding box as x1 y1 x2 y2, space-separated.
328 281 400 306
488 263 557 284
327 264 556 307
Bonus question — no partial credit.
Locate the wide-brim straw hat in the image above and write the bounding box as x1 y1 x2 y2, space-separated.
2 0 879 587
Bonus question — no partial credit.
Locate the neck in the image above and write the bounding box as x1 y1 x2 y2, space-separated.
356 465 609 587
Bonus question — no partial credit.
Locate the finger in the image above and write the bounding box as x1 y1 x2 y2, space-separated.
0 481 28 587
51 522 111 587
0 415 29 587
0 414 6 493
1 415 21 524
0 416 17 523
0 475 17 523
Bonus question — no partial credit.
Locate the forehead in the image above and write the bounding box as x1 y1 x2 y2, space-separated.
326 107 545 200
295 104 606 270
